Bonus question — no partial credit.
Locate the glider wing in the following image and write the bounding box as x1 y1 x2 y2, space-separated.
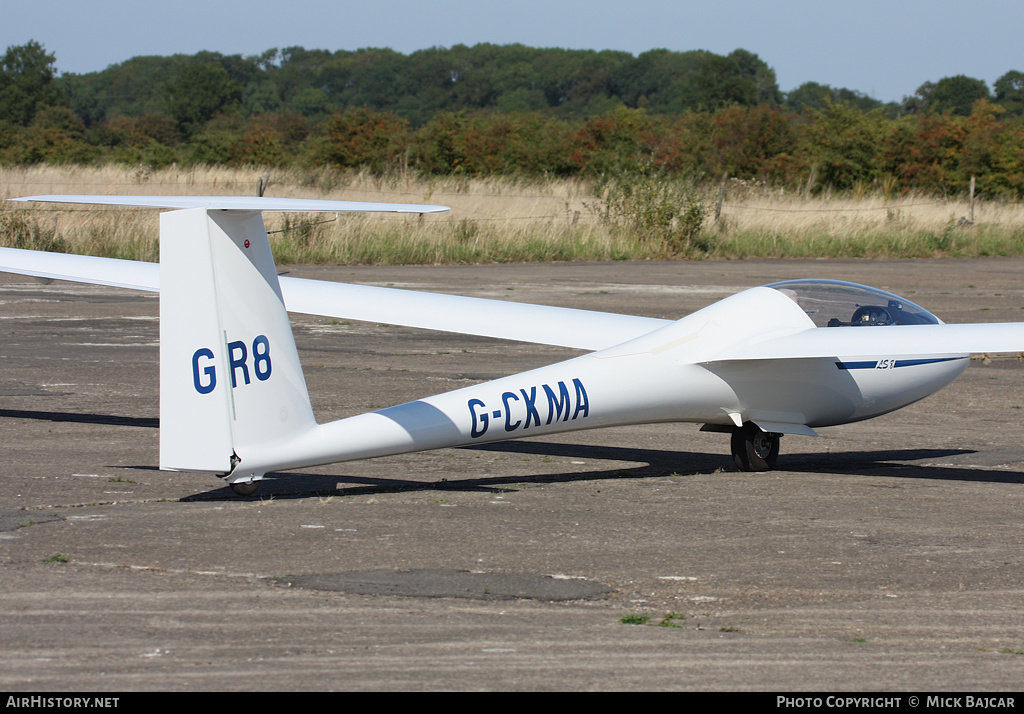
0 248 668 351
710 322 1024 362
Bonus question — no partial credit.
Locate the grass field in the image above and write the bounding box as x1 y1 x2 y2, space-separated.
2 164 1023 264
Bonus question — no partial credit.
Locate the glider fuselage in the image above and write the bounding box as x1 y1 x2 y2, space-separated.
230 286 969 477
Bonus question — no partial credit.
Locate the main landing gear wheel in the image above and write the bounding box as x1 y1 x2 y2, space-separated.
731 422 780 472
230 480 260 496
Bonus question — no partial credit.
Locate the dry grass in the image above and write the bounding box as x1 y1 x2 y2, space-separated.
2 165 1023 263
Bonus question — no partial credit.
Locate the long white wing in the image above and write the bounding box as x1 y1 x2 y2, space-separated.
0 247 668 350
711 322 1024 362
279 276 668 349
0 247 158 291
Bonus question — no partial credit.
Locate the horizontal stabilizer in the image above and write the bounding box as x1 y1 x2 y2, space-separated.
9 195 450 214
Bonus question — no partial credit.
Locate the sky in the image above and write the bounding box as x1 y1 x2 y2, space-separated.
2 0 1021 103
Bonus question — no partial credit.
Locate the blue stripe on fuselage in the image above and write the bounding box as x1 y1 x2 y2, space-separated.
835 356 967 370
835 360 877 370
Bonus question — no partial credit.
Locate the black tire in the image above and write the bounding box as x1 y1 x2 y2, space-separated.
230 480 260 496
731 422 780 472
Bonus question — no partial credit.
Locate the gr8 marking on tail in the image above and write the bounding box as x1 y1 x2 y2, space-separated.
191 335 273 394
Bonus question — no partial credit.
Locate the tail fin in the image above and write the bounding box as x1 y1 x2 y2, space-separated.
8 194 449 485
158 208 315 478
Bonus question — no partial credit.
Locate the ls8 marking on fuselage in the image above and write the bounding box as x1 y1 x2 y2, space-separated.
192 335 272 394
468 378 590 438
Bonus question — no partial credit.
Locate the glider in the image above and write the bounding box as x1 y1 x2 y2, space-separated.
2 195 1023 495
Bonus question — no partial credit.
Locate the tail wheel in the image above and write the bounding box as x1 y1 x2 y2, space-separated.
731 422 780 472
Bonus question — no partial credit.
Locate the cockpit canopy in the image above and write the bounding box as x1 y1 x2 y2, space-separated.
765 279 940 328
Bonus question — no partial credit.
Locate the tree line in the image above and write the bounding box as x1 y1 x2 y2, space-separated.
2 40 1023 197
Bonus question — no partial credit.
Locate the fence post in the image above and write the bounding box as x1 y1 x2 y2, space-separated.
715 172 728 223
969 175 975 224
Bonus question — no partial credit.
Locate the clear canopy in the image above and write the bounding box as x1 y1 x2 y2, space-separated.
766 279 940 328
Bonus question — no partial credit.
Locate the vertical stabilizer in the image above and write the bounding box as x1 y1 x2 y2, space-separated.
158 208 316 476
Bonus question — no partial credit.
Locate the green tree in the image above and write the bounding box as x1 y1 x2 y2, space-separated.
908 75 992 116
612 48 705 112
0 40 65 126
165 62 242 136
689 54 758 108
273 46 334 113
727 49 781 106
786 82 883 113
60 55 187 126
930 75 991 115
785 82 834 111
994 70 1024 116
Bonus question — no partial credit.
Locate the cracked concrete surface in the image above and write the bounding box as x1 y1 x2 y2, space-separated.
2 259 1024 691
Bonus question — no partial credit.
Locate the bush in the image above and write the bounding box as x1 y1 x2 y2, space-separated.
569 107 660 174
592 166 712 256
306 107 409 172
410 111 575 176
798 102 886 192
0 208 69 252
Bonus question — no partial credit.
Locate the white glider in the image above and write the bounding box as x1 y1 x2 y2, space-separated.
2 195 1023 495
